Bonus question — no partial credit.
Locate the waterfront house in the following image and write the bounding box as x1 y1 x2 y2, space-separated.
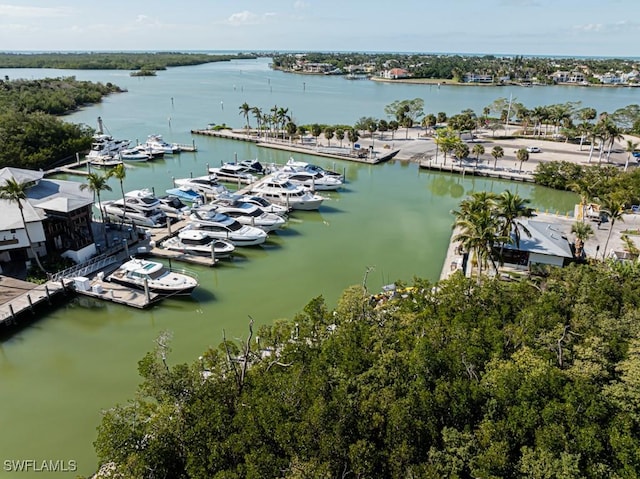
496 220 574 270
463 73 494 83
382 68 410 79
0 167 96 275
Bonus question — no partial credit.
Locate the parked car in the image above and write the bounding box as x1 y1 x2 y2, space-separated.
526 146 541 153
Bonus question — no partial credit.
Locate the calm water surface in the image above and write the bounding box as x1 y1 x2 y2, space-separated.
0 58 602 477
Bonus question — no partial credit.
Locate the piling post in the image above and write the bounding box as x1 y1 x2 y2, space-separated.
60 279 67 295
143 278 150 303
27 294 34 313
206 163 210 175
167 217 172 236
123 239 129 257
45 285 51 304
9 304 15 322
210 242 216 264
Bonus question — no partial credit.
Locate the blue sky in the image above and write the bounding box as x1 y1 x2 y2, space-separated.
0 0 638 57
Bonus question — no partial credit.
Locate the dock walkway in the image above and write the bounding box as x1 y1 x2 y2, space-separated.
419 160 535 182
0 277 72 326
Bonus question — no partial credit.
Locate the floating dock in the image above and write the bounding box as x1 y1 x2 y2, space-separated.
418 161 535 182
0 277 72 327
73 275 162 309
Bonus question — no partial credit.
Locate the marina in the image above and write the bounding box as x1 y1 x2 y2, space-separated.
0 58 592 477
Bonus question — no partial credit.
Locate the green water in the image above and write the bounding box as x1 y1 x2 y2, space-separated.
0 60 581 478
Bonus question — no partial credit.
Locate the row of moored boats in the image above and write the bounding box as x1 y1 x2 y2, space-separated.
99 158 345 297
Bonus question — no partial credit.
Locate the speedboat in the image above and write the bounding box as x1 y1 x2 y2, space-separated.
186 208 268 246
131 144 165 159
207 198 286 232
286 157 343 177
173 175 228 198
251 176 324 210
161 230 235 259
278 166 344 191
220 193 290 217
209 163 257 184
118 148 152 162
239 159 267 174
106 258 198 296
165 186 204 205
157 195 191 217
97 199 167 228
89 155 124 169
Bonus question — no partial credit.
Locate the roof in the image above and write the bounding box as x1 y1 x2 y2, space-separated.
0 198 46 230
505 220 573 258
0 167 44 186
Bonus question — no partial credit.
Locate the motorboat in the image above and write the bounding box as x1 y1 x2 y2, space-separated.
186 207 268 246
221 193 290 217
286 157 343 177
141 134 180 154
173 175 228 198
86 134 131 160
208 163 258 184
207 198 286 232
165 186 204 205
118 148 152 162
161 230 235 259
251 176 324 210
131 144 165 159
96 199 167 228
106 258 198 296
238 159 267 175
277 166 343 191
89 155 124 169
157 195 191 217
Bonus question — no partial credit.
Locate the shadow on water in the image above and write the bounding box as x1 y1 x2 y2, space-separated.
0 295 76 342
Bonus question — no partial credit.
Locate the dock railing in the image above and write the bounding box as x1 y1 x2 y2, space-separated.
49 250 123 282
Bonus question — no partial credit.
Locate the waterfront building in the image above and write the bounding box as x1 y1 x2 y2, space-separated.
0 167 95 275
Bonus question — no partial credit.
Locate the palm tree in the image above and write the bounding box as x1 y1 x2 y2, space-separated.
335 128 345 148
494 190 534 251
238 102 251 135
604 122 624 163
472 144 485 168
251 107 263 138
515 148 529 172
80 173 112 248
624 139 639 171
453 207 503 280
491 145 504 170
568 177 600 222
0 178 46 273
599 196 625 261
570 221 594 259
107 163 127 224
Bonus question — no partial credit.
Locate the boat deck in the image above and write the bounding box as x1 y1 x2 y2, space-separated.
75 277 162 308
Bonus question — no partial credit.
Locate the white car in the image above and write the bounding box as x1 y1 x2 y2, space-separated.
526 146 541 153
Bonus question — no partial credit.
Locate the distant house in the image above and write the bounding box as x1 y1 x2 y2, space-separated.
0 167 96 273
463 73 494 83
496 220 574 269
382 68 410 79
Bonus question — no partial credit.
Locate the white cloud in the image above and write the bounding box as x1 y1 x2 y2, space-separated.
226 10 278 26
573 20 640 34
0 4 70 18
293 1 310 10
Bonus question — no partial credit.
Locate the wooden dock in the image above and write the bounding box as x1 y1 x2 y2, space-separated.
74 276 162 309
419 161 535 182
0 277 72 327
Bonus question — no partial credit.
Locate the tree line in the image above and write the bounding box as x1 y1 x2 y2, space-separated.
0 76 123 169
0 52 256 71
91 255 640 477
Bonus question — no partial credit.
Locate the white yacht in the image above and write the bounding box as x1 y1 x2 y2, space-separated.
278 166 344 191
96 199 167 228
106 258 198 296
89 155 124 169
157 195 191 217
207 198 286 232
86 133 131 160
208 163 257 184
286 157 343 177
220 193 290 217
118 148 152 162
161 230 236 259
142 134 180 154
251 176 324 210
173 175 228 198
186 208 268 246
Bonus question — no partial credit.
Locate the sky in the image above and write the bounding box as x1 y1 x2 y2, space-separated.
0 0 638 58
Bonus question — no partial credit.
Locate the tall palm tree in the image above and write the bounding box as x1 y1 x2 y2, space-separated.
238 102 251 135
0 178 46 273
251 106 262 138
107 163 127 224
599 196 625 261
570 221 594 259
604 122 624 163
568 177 600 222
80 173 112 248
624 139 639 171
491 145 504 170
515 148 529 172
472 144 485 169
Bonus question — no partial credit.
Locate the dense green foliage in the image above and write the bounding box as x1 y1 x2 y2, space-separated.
0 52 256 70
272 52 640 84
0 76 121 168
94 262 640 478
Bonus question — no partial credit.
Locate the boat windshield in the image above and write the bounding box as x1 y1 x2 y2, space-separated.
148 267 169 280
227 221 243 231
